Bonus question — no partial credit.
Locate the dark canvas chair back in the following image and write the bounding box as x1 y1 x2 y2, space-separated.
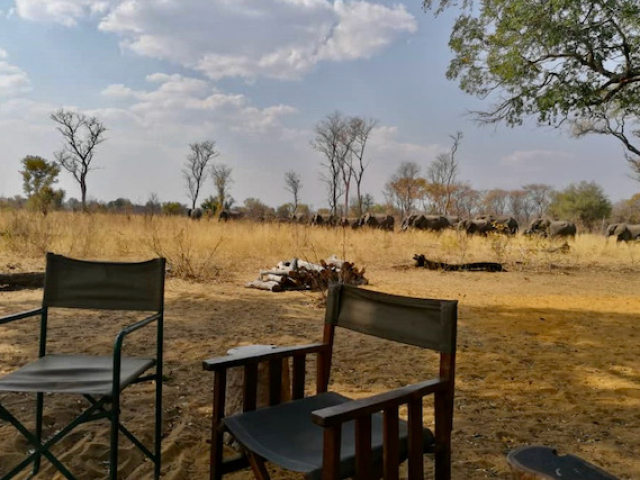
325 283 457 354
43 253 166 311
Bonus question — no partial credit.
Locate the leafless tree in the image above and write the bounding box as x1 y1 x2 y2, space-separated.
211 163 233 212
523 183 555 217
383 161 425 218
51 109 107 211
183 140 219 211
284 171 302 216
425 131 462 215
312 111 353 216
482 189 509 216
507 189 531 224
451 183 481 218
349 116 377 216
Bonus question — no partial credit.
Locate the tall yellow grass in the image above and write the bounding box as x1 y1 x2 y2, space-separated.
1 210 639 279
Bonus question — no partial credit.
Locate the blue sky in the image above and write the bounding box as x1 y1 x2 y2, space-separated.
0 0 637 210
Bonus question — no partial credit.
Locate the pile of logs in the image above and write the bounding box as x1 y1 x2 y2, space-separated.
245 256 368 292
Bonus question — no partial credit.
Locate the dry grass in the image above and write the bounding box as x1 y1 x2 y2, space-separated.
1 210 639 277
1 210 639 479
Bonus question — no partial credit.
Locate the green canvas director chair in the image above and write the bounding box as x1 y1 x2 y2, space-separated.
203 283 458 480
0 252 166 480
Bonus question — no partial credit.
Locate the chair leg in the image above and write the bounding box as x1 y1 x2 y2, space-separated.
32 392 44 476
109 395 120 480
247 453 271 480
154 372 162 480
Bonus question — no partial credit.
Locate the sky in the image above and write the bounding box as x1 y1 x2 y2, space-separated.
0 0 638 210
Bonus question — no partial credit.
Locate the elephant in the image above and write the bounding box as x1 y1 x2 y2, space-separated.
338 217 360 228
309 213 337 226
460 218 496 235
358 213 395 231
490 216 518 235
445 215 461 228
401 215 450 231
606 223 640 242
187 208 203 220
525 218 577 237
218 209 245 222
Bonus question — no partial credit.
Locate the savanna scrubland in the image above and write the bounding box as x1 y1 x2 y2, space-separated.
1 210 639 479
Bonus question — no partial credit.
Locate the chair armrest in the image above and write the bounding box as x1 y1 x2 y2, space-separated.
202 343 328 371
311 378 449 427
0 308 44 326
114 312 162 353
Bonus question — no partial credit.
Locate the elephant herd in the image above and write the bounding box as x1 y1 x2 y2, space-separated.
186 208 639 242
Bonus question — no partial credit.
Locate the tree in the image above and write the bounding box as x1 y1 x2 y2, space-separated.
523 183 555 217
383 161 426 217
481 189 509 216
312 112 350 216
183 140 219 211
243 198 275 220
349 116 377 216
211 163 233 212
425 131 463 214
548 181 612 230
284 171 302 216
162 202 185 216
20 155 64 215
51 109 107 211
423 0 640 179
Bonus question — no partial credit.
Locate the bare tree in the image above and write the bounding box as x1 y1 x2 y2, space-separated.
183 140 219 211
51 109 107 211
523 183 555 217
425 131 462 215
383 161 425 218
211 163 233 212
507 189 531 224
348 116 377 216
284 171 302 216
312 111 352 216
451 183 480 218
482 189 509 216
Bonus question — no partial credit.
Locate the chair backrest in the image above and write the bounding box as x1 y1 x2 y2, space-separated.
43 253 166 312
324 283 457 354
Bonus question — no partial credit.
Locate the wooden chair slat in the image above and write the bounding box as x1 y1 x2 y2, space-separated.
292 355 306 400
383 406 400 480
407 397 424 480
242 363 258 412
355 415 373 480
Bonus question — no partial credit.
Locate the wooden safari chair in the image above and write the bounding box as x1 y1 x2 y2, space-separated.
0 253 165 480
203 283 458 480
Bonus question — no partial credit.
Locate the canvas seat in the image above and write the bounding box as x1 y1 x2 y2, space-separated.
0 252 166 480
224 391 435 480
204 283 458 480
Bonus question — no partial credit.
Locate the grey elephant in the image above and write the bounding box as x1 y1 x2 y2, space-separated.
187 208 203 220
401 214 450 231
460 217 496 235
606 223 640 242
525 218 577 237
358 213 395 231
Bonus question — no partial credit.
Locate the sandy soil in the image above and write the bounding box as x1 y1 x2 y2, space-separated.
1 264 639 479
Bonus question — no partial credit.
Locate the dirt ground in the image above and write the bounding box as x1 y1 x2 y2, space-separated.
1 263 639 479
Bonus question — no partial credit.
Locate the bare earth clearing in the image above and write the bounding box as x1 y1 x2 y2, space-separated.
0 216 639 479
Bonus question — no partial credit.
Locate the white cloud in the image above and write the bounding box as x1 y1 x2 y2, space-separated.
99 73 296 135
15 0 110 26
501 149 574 167
0 50 31 97
98 0 416 80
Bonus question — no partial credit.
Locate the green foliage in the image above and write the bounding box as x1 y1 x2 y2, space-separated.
548 181 612 229
162 202 185 216
20 156 64 215
423 0 640 176
243 197 275 219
